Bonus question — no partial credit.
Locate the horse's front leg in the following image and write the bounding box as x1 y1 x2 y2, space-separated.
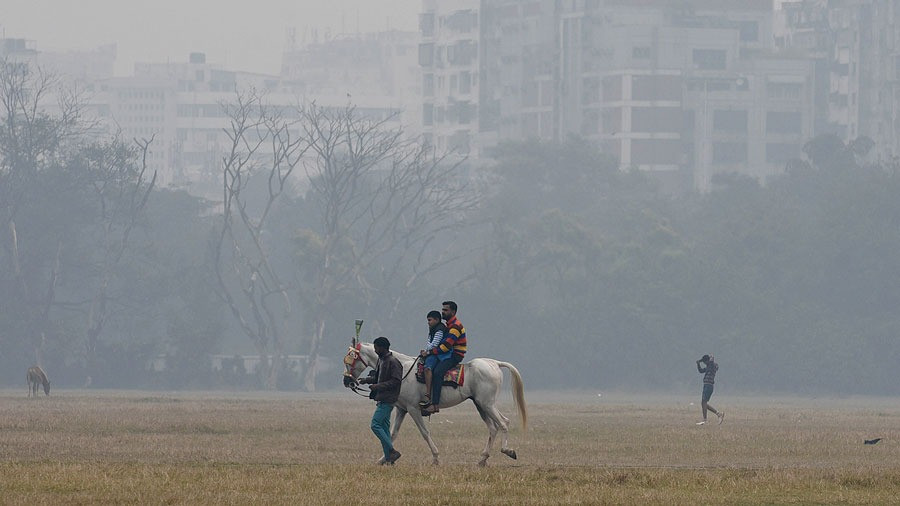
409 411 440 465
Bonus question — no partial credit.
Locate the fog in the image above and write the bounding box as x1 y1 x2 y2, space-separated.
2 1 900 398
0 0 419 75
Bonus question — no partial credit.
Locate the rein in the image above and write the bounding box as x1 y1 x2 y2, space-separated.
348 382 372 397
402 355 421 381
344 343 421 397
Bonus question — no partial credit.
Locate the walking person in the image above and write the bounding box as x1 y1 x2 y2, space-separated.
357 336 403 464
696 354 724 425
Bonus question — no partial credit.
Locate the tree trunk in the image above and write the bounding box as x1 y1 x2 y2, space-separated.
304 316 326 392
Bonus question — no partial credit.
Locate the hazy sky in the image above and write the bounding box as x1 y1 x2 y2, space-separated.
0 0 419 76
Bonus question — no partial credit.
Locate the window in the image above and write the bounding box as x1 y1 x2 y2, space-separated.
458 102 474 124
601 108 622 134
631 139 681 165
540 81 554 106
523 82 539 107
713 110 748 133
632 46 651 59
632 107 682 133
539 112 553 139
632 75 682 101
766 111 802 134
766 142 800 163
713 142 747 164
422 104 433 126
459 71 471 94
419 13 435 37
418 43 434 67
448 131 470 153
602 76 622 101
692 49 726 70
444 10 477 33
767 82 801 100
423 74 434 97
739 21 759 42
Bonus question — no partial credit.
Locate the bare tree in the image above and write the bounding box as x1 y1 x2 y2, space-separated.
81 136 156 384
296 104 478 391
213 90 308 389
0 59 154 378
0 60 90 366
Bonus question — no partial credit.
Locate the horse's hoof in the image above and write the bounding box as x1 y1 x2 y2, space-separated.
478 460 488 467
502 449 517 460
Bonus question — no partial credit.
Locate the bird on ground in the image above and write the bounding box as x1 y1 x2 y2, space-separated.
864 438 882 445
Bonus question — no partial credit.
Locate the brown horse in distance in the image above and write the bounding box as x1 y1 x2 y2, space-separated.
27 366 50 397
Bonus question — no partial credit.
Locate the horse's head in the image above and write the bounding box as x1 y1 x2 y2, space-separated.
342 343 372 387
43 380 50 396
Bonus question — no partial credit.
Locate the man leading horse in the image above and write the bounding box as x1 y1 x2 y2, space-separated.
343 329 525 466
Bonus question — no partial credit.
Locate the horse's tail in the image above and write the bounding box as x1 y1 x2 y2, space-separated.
496 361 527 432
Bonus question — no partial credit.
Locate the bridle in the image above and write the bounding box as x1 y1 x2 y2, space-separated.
343 342 422 397
343 343 373 397
344 343 371 372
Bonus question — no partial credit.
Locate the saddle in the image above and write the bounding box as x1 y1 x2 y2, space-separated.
416 361 465 387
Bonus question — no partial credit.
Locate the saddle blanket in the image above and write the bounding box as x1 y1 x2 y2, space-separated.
416 361 464 387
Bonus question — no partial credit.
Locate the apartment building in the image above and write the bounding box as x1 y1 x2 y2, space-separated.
778 0 900 160
84 52 403 197
281 30 420 131
419 0 482 156
584 0 813 189
420 0 816 190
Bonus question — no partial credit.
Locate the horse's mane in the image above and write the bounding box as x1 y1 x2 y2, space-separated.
28 366 48 383
359 342 416 363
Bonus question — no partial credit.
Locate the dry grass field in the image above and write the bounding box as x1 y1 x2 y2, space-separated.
2 389 900 504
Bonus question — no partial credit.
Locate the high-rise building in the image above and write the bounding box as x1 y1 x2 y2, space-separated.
281 30 420 131
778 0 900 160
84 53 404 196
419 0 482 156
420 0 817 190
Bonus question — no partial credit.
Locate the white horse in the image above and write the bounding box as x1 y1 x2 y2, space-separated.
343 341 527 466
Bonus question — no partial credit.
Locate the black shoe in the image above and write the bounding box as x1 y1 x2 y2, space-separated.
387 449 401 464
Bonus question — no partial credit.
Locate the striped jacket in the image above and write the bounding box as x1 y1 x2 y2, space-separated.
439 315 467 359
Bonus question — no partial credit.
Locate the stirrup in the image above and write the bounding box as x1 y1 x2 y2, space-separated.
418 400 431 408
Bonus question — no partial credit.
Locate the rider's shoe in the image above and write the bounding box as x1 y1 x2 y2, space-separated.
696 420 707 425
387 449 402 464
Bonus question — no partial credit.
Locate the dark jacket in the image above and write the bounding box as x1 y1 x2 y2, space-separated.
427 322 450 355
362 351 403 404
697 359 718 385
